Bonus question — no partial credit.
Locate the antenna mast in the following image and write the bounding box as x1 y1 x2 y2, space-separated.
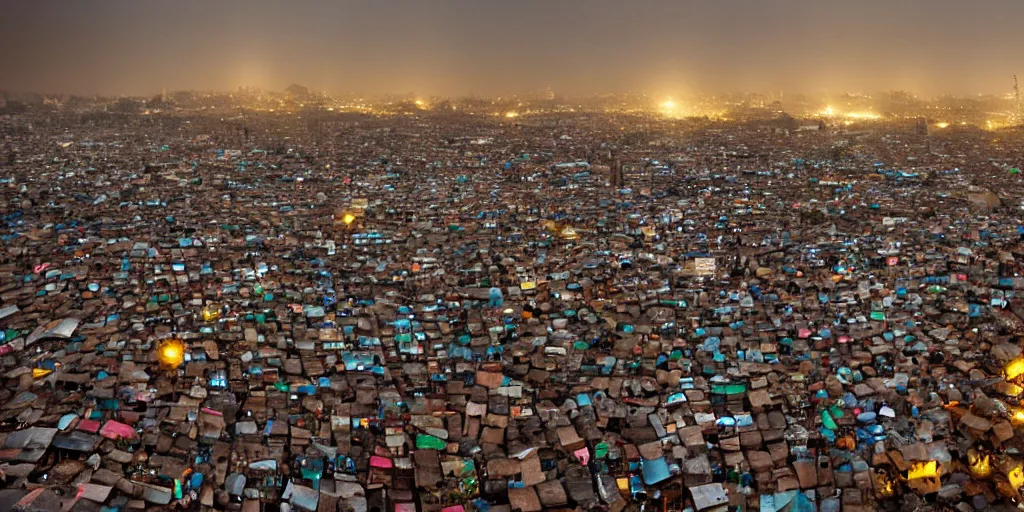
1014 75 1021 125
1015 74 1020 107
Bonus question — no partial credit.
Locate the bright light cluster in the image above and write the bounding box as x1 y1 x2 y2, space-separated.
821 106 881 120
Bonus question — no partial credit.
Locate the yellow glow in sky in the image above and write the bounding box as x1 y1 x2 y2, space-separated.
934 121 950 129
505 111 519 118
659 98 685 118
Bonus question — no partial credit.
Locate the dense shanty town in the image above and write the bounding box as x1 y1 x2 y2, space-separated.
4 88 1024 512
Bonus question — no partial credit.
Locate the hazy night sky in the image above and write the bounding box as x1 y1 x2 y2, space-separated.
1 0 1021 97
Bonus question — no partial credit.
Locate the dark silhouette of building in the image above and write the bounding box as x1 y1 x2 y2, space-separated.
286 84 310 99
915 117 928 136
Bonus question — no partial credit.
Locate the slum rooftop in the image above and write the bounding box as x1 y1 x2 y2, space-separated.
1 103 1024 512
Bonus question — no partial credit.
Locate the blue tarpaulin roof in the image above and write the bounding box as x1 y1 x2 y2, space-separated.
641 457 670 485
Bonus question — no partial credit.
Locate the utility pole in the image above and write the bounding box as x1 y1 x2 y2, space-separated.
1015 75 1021 123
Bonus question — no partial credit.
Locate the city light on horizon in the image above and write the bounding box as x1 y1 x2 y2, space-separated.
659 98 685 118
820 106 882 121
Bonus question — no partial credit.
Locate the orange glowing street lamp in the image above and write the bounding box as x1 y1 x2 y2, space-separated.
157 338 185 368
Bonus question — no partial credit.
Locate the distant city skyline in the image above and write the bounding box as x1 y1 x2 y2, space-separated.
5 88 1020 101
2 0 1023 97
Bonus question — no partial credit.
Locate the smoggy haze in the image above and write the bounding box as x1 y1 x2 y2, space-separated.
1 0 1022 97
